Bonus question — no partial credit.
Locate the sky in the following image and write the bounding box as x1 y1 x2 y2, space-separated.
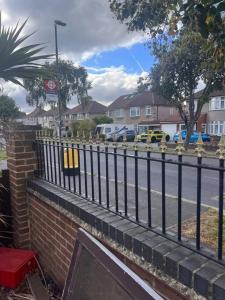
0 0 155 113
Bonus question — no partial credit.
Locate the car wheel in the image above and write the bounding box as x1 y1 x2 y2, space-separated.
151 137 156 143
166 135 170 142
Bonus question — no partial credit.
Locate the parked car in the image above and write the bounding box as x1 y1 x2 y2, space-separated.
107 128 136 142
173 130 211 143
115 130 136 142
137 130 170 143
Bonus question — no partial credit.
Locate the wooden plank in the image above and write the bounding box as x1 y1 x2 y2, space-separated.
27 273 50 300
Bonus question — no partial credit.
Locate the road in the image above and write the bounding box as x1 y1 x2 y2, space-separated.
39 143 223 231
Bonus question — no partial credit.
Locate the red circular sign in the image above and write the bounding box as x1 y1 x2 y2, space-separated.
44 80 59 92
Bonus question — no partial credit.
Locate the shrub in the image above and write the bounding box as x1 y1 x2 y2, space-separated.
71 119 96 138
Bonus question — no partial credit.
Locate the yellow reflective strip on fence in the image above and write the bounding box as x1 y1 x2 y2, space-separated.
64 148 79 169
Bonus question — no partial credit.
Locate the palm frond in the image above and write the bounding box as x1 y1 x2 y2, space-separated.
0 12 52 85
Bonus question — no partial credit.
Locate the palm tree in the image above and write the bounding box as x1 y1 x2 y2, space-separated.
0 13 51 86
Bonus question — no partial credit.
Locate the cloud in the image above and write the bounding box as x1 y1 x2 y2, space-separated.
87 66 145 104
1 0 145 63
0 0 147 111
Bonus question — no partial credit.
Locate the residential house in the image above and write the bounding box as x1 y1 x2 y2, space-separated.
16 111 27 123
108 91 184 136
194 87 225 136
63 100 107 126
42 108 61 129
25 107 46 126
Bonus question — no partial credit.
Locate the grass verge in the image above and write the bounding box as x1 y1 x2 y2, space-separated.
182 208 225 253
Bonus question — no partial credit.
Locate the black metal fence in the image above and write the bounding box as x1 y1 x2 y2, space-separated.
34 133 225 264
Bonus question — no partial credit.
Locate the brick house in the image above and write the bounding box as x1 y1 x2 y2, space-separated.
63 100 107 126
107 91 183 136
194 87 225 136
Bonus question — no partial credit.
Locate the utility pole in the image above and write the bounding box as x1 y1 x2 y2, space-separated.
54 19 66 139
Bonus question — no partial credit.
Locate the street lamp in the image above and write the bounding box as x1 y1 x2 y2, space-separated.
54 19 66 139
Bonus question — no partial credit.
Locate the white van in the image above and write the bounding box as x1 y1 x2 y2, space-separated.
95 124 135 139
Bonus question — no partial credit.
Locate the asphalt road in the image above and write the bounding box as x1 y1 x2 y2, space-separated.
40 143 223 231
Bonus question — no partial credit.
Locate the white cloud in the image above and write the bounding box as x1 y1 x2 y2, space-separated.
88 66 145 105
0 0 148 111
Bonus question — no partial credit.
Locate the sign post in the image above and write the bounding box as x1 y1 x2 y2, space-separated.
44 80 59 103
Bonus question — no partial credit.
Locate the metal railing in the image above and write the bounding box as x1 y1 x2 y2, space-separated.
34 131 225 264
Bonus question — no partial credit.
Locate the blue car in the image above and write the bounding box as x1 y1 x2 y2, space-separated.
173 130 210 143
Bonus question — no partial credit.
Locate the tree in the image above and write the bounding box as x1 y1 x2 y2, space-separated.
109 0 225 69
137 76 151 93
0 95 19 122
150 30 224 146
93 115 113 125
0 14 51 86
24 60 91 109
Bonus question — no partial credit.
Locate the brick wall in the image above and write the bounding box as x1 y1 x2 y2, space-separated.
6 129 37 247
29 194 79 286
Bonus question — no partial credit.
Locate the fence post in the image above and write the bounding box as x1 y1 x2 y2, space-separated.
6 127 38 248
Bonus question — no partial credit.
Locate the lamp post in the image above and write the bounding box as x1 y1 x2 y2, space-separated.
54 19 66 139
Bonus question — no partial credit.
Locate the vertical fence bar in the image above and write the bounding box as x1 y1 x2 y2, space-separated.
45 138 49 181
97 144 102 204
66 141 71 191
35 139 40 177
57 140 62 187
53 140 57 185
83 143 88 198
90 144 95 201
114 146 118 212
162 152 166 234
49 139 53 183
218 158 224 260
36 139 41 178
196 156 202 250
178 154 182 241
105 146 109 208
39 139 46 179
77 143 81 195
147 150 151 227
62 141 66 189
124 148 128 216
71 143 76 193
135 149 139 222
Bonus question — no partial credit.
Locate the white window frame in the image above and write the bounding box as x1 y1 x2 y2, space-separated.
77 113 84 120
209 97 225 111
145 105 152 116
202 123 207 133
114 109 124 118
208 121 225 136
130 106 140 117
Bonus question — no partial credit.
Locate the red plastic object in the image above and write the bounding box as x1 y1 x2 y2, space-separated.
0 247 37 289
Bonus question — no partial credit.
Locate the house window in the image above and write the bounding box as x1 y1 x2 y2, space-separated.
214 121 218 134
202 124 206 133
221 97 225 109
208 121 224 135
130 107 140 117
209 97 225 111
77 113 84 120
219 121 224 135
179 124 186 131
114 109 124 118
145 106 152 116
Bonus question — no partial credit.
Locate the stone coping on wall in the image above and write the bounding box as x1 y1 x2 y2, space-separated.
27 179 225 300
